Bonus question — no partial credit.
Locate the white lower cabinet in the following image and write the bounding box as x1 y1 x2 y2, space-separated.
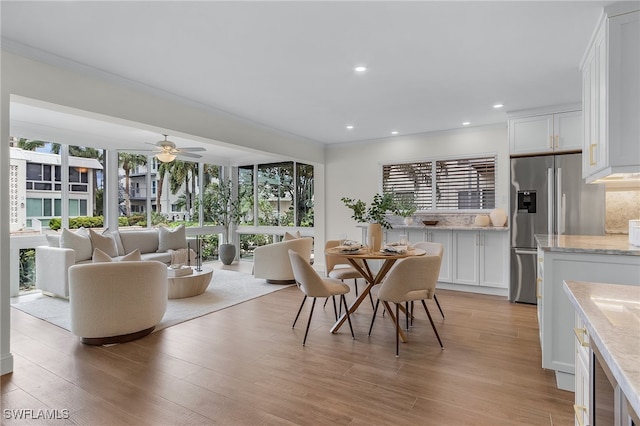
574 313 590 426
452 230 508 288
426 230 452 283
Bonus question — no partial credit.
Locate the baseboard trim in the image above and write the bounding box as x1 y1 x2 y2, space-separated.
1 353 14 375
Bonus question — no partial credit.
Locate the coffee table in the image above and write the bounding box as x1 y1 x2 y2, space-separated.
167 266 213 299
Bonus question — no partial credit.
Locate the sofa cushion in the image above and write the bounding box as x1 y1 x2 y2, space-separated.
103 229 125 256
89 229 118 258
60 228 92 262
119 229 159 255
140 252 172 264
93 248 143 263
157 225 187 252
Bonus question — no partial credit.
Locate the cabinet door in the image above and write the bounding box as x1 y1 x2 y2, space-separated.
452 231 479 285
509 114 554 155
427 230 452 283
554 110 582 152
479 231 508 288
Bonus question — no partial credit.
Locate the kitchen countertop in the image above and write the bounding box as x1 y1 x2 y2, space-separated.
381 225 509 231
563 280 640 417
536 234 640 256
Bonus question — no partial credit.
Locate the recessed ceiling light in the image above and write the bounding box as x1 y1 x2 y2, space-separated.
462 122 471 126
354 66 367 73
346 125 354 130
493 103 504 109
391 131 399 135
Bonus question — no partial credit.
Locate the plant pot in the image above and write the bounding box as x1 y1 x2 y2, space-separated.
403 217 414 226
219 244 236 265
367 223 383 252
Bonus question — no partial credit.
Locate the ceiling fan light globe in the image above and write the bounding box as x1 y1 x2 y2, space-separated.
156 152 176 163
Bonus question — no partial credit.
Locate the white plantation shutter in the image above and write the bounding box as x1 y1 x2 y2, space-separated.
382 162 432 210
382 155 496 211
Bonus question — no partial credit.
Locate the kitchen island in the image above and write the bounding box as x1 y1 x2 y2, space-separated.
536 234 640 391
563 280 640 425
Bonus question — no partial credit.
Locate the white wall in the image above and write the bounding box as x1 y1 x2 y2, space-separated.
324 124 509 241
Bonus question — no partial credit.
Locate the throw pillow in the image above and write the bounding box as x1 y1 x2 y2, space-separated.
46 234 60 247
102 228 125 256
283 231 302 241
60 227 92 262
121 248 142 261
92 248 142 263
92 248 113 263
89 229 118 258
157 224 187 252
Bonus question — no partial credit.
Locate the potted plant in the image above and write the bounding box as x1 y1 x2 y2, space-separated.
394 194 417 225
341 193 396 250
206 179 242 265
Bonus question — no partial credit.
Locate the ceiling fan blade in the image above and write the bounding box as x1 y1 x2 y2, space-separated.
176 152 203 159
177 147 206 152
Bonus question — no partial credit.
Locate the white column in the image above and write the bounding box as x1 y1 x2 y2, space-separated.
60 144 69 229
105 150 120 230
1 90 15 375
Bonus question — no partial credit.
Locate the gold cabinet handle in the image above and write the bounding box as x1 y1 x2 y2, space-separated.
573 404 587 426
589 143 597 166
549 135 553 149
536 278 542 299
573 327 589 347
555 135 559 148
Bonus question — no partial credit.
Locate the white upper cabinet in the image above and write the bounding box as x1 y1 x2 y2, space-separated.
508 109 582 156
581 7 640 182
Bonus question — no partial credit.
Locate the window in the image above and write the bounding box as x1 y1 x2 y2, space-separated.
383 155 496 211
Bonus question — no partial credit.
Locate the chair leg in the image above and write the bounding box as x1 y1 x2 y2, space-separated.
353 278 359 296
332 296 338 321
369 291 375 310
341 295 355 339
368 299 380 336
303 297 317 346
421 300 444 349
405 302 410 331
292 295 307 328
434 294 445 319
395 303 400 357
323 298 328 308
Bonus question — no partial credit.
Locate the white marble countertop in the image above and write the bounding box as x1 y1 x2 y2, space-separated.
362 224 509 232
563 280 640 417
536 234 640 256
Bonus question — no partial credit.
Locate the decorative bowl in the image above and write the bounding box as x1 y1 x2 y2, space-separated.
422 220 439 226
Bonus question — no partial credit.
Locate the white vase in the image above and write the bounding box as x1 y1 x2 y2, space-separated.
403 217 414 226
367 223 383 252
490 208 507 227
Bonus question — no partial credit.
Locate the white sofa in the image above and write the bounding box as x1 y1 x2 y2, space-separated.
253 237 313 284
69 261 168 345
36 226 186 298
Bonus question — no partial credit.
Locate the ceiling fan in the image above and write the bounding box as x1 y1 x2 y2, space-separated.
132 134 206 163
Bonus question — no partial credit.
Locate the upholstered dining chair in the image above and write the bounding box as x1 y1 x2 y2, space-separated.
411 241 445 319
288 249 355 346
324 240 375 311
368 254 444 356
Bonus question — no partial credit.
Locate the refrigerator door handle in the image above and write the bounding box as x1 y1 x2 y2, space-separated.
514 248 538 255
557 167 564 235
547 168 553 235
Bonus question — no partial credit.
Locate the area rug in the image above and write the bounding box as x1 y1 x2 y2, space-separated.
11 269 292 332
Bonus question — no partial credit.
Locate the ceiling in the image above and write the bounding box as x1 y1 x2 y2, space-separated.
1 1 612 161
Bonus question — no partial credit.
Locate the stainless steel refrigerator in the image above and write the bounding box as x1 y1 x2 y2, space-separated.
509 153 605 304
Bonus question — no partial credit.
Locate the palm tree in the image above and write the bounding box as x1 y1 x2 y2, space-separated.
169 160 198 219
14 138 46 151
119 153 147 216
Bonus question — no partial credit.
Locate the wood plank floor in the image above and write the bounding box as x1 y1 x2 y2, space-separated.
2 262 574 425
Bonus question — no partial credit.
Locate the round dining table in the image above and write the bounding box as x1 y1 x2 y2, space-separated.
325 246 426 340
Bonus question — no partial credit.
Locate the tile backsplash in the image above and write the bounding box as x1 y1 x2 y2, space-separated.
606 189 640 234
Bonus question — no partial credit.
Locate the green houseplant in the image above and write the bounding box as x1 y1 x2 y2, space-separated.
206 179 242 265
341 193 397 251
